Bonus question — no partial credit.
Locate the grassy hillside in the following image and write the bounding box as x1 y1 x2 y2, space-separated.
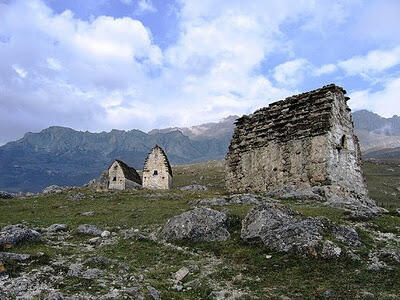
0 160 399 299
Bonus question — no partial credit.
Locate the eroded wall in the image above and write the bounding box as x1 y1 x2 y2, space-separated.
108 161 126 190
143 147 172 189
226 84 367 201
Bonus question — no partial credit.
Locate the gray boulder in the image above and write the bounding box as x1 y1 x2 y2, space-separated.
47 224 68 232
265 185 326 201
0 191 14 199
0 224 40 247
325 196 383 219
0 252 31 262
192 193 263 206
241 203 361 257
77 224 103 236
241 203 325 256
180 184 208 191
159 207 230 242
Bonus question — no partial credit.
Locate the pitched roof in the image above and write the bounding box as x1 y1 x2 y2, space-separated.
143 144 173 176
109 159 142 184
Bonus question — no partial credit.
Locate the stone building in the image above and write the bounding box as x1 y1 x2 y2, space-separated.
225 84 368 202
143 145 173 189
108 159 142 190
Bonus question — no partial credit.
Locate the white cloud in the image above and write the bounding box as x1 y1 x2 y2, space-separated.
349 77 400 118
338 46 400 76
12 65 27 78
135 0 157 14
273 59 311 86
314 64 337 76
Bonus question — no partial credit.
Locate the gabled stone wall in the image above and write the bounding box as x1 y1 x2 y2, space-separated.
108 161 126 190
143 145 173 190
225 84 368 201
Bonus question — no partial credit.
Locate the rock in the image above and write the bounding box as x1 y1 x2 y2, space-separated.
184 279 201 288
101 230 111 238
241 203 360 257
321 289 335 299
42 185 66 194
147 285 160 300
192 193 263 206
88 237 102 244
124 229 146 240
241 203 325 256
68 193 85 201
0 191 14 199
77 224 103 236
85 256 111 267
81 268 102 279
159 207 230 242
0 252 31 262
180 184 208 191
360 291 375 299
102 290 120 299
174 266 189 282
396 208 400 216
0 224 40 247
67 263 83 277
124 286 143 298
325 197 383 219
47 224 68 232
266 185 325 201
47 291 64 300
81 211 95 216
321 240 342 258
332 225 362 247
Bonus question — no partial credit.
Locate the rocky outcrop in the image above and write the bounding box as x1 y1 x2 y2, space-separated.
180 184 208 191
191 194 264 206
226 84 371 208
76 225 103 236
0 191 14 199
0 224 40 247
159 208 230 242
241 203 361 257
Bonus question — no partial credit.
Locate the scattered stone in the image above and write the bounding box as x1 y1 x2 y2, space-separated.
67 263 83 277
42 185 66 194
396 208 400 216
77 224 103 236
180 184 208 191
184 279 201 288
85 256 111 267
101 230 111 238
0 191 14 199
174 266 189 282
159 207 230 242
0 252 31 262
192 193 263 206
360 291 375 299
241 203 360 257
102 290 121 299
47 291 64 300
147 285 160 300
68 193 85 201
172 284 183 291
89 237 102 244
80 211 95 216
321 289 335 299
124 229 146 240
81 268 103 280
0 224 40 247
332 225 362 247
47 224 68 232
321 240 342 258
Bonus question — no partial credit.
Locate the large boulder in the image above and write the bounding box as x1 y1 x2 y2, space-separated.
159 208 230 242
241 203 361 257
0 224 40 247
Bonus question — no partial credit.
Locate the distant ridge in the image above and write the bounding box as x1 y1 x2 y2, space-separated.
1 110 400 192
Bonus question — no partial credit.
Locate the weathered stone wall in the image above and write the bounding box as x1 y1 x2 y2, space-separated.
108 161 126 190
143 146 173 190
226 84 368 201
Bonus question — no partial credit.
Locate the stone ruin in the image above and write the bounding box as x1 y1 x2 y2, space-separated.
226 84 370 204
108 159 142 190
143 145 173 190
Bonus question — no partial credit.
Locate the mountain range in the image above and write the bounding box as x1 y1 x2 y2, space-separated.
0 111 399 193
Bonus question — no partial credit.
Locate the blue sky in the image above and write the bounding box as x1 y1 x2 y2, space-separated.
1 0 400 144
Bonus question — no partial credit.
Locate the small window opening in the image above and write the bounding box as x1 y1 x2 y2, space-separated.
341 135 346 148
153 170 158 175
112 176 117 181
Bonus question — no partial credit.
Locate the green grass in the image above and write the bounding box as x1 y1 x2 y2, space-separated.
1 160 399 298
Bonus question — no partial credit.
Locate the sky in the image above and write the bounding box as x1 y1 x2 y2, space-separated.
1 0 400 145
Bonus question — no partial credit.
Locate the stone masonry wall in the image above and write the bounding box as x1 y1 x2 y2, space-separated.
108 161 126 190
225 84 368 201
143 146 172 190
